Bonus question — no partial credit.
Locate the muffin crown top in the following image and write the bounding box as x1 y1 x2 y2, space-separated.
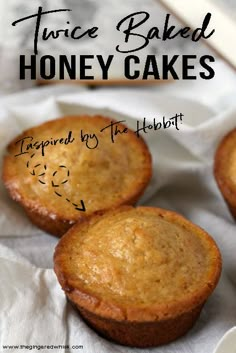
54 206 222 321
3 115 152 221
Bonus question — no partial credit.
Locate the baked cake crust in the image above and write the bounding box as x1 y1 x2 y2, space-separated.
214 128 236 219
2 116 152 236
54 206 222 347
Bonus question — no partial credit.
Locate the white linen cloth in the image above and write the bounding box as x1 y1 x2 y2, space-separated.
0 61 236 353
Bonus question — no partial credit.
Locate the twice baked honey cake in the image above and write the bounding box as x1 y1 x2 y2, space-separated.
214 128 236 220
54 206 222 347
2 116 152 236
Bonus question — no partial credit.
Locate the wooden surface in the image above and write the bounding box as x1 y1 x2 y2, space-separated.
159 0 236 71
37 78 172 87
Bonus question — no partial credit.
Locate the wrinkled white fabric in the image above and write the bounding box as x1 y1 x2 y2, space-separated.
0 62 236 352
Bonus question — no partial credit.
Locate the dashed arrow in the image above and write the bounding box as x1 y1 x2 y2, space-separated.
26 156 86 213
75 200 86 212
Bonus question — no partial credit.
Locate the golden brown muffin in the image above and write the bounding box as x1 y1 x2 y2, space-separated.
214 128 236 219
2 116 152 237
54 206 222 347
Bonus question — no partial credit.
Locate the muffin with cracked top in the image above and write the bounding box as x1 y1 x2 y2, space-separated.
2 115 152 236
54 206 222 347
